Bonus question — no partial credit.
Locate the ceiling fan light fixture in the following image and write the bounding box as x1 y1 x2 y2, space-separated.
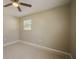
4 0 32 12
12 2 19 7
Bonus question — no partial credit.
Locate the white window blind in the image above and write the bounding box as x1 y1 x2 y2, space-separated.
23 19 32 30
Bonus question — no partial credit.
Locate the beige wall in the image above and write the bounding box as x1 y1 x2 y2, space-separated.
70 0 76 59
3 15 19 44
20 5 70 52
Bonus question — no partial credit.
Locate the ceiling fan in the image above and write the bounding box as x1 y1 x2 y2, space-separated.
4 0 32 12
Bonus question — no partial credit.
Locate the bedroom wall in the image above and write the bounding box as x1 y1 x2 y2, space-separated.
20 4 70 52
3 14 19 44
70 0 76 59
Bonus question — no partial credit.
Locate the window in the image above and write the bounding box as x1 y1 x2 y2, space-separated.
23 19 32 30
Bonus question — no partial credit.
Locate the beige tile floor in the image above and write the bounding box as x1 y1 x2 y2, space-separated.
4 43 69 59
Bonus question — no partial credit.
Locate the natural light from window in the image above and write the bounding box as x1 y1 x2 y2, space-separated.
24 19 32 30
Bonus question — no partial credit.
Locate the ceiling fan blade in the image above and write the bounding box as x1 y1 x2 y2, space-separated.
20 2 32 7
11 0 19 2
17 6 21 12
4 3 12 7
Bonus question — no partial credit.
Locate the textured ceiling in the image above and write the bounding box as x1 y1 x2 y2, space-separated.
3 0 70 17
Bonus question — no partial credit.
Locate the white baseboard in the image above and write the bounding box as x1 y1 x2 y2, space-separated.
3 40 73 59
3 40 20 47
19 40 73 59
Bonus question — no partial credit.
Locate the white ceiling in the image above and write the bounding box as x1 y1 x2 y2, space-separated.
3 0 70 17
